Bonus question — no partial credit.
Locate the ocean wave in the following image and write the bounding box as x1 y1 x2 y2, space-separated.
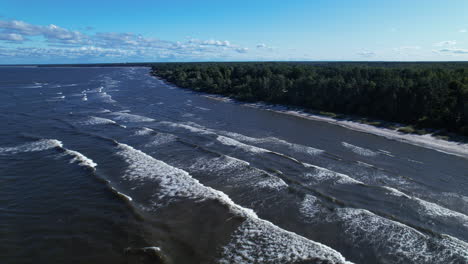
157 121 323 158
300 194 322 221
384 187 468 226
188 155 288 191
0 139 63 155
114 143 351 263
204 95 468 159
144 133 178 147
63 149 97 169
133 127 155 136
109 112 155 123
219 218 352 264
97 92 117 103
157 121 213 135
79 116 117 126
303 163 363 185
216 135 269 154
221 131 324 156
115 142 256 217
341 142 378 157
330 208 468 263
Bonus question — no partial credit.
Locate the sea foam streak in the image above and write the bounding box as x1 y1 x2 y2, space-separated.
114 143 351 263
0 139 63 155
79 116 117 126
109 112 155 123
341 142 378 157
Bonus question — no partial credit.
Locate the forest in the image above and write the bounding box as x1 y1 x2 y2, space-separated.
151 62 468 137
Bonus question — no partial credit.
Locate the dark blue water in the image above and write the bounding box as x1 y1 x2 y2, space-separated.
1 66 467 264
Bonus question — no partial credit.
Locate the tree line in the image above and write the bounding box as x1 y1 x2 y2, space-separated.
151 62 468 136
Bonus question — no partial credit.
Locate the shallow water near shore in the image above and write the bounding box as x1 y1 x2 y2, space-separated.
1 66 467 264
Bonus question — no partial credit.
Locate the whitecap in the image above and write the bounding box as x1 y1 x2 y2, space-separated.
216 135 269 154
330 208 468 263
342 142 378 157
133 127 155 136
79 116 117 126
303 163 363 185
0 139 63 155
64 149 97 169
300 194 322 221
144 133 178 147
219 218 352 264
109 112 155 123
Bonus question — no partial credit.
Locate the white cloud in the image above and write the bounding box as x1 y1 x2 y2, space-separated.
0 20 89 44
434 40 457 46
0 20 42 36
459 29 467 33
0 33 25 42
438 48 468 54
256 43 266 48
0 19 251 62
188 38 231 47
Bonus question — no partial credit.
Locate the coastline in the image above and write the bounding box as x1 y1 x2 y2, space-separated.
153 75 468 159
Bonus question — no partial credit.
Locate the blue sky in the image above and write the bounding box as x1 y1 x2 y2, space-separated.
1 0 468 63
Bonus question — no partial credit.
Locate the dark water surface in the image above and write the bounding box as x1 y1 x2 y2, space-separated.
1 67 467 264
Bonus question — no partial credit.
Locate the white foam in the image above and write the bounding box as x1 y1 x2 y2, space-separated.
384 187 468 227
331 208 468 263
382 186 411 198
195 106 210 111
216 135 269 154
64 149 97 169
97 92 117 103
255 177 288 190
144 133 178 147
109 112 155 123
300 194 322 221
158 121 213 135
0 139 63 155
188 155 287 191
158 121 323 158
79 116 117 126
416 198 468 227
133 127 154 136
219 218 352 264
342 142 378 157
303 163 363 185
222 131 323 156
115 143 257 218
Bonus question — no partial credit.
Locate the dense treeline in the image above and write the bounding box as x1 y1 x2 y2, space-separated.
151 62 468 136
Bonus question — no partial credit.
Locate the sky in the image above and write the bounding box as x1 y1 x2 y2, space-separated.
1 0 468 63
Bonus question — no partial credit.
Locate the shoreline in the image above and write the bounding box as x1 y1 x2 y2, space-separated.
153 75 468 159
